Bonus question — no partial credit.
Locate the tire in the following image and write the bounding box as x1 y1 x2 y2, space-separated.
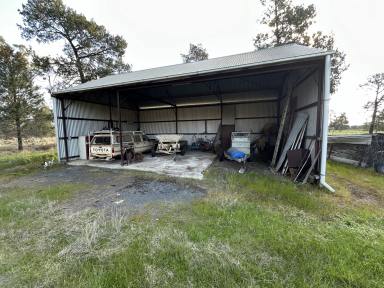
151 145 157 157
180 143 187 156
125 150 134 162
179 141 187 156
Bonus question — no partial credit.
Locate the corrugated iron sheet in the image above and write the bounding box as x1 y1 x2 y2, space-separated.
54 44 330 95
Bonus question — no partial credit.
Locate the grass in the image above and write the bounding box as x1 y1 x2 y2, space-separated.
328 161 384 194
0 149 57 179
0 151 384 287
328 129 384 136
328 129 369 135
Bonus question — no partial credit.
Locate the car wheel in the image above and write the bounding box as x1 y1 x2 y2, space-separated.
180 145 186 156
151 146 157 157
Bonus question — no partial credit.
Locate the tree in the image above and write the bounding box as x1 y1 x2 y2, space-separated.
0 37 44 150
361 73 384 134
253 0 348 93
375 110 384 132
181 43 209 63
23 105 54 137
18 0 130 88
329 112 349 130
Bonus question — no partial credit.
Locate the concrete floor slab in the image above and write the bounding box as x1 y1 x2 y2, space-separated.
68 151 216 180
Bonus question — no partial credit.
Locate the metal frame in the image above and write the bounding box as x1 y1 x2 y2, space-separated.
59 98 69 162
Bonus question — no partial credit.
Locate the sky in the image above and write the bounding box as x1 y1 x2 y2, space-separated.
0 0 383 125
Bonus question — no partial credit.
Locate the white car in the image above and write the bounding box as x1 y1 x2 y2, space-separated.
90 130 154 160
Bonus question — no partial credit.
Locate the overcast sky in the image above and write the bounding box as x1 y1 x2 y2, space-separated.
1 0 383 125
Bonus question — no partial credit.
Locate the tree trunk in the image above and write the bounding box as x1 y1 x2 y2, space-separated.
369 104 378 134
369 101 377 134
66 38 86 83
369 92 380 134
16 117 23 151
76 57 86 83
274 0 281 45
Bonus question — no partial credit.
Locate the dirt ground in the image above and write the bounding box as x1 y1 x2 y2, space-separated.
5 165 206 215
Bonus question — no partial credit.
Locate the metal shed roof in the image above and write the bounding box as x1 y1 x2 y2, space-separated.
54 44 330 95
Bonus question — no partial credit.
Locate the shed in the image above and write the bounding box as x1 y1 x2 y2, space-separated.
52 44 334 190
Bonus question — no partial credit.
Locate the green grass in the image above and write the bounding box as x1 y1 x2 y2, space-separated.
328 128 384 136
328 161 384 194
36 183 83 202
0 149 57 179
328 129 369 136
55 170 384 287
0 152 384 287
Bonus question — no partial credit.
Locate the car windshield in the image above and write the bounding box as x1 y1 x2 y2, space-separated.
92 136 111 145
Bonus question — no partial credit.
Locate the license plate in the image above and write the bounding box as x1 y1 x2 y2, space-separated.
92 147 110 153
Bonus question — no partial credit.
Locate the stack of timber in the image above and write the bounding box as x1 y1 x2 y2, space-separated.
272 111 316 183
328 133 384 167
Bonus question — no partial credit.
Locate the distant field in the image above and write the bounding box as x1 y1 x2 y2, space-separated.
329 129 384 136
0 137 56 153
328 129 369 136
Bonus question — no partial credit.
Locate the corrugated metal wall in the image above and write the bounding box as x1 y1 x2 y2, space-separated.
292 71 319 138
53 98 138 160
139 91 279 143
292 70 320 160
54 83 320 161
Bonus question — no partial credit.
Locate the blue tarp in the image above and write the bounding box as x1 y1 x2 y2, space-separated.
227 148 246 159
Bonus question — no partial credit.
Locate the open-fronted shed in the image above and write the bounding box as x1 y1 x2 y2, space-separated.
52 44 333 189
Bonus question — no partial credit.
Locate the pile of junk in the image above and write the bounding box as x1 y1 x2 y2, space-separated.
212 123 277 173
212 112 318 184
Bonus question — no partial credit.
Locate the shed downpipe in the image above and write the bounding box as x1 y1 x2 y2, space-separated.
320 55 335 192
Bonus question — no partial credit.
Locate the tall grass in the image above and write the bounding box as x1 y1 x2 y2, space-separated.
0 149 57 179
0 137 56 152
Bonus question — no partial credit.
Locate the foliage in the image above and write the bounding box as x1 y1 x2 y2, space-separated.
0 37 44 150
361 73 384 134
181 43 209 63
254 0 348 93
22 105 55 137
18 0 131 88
329 112 349 130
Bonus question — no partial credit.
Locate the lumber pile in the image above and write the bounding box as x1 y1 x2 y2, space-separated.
271 87 318 183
